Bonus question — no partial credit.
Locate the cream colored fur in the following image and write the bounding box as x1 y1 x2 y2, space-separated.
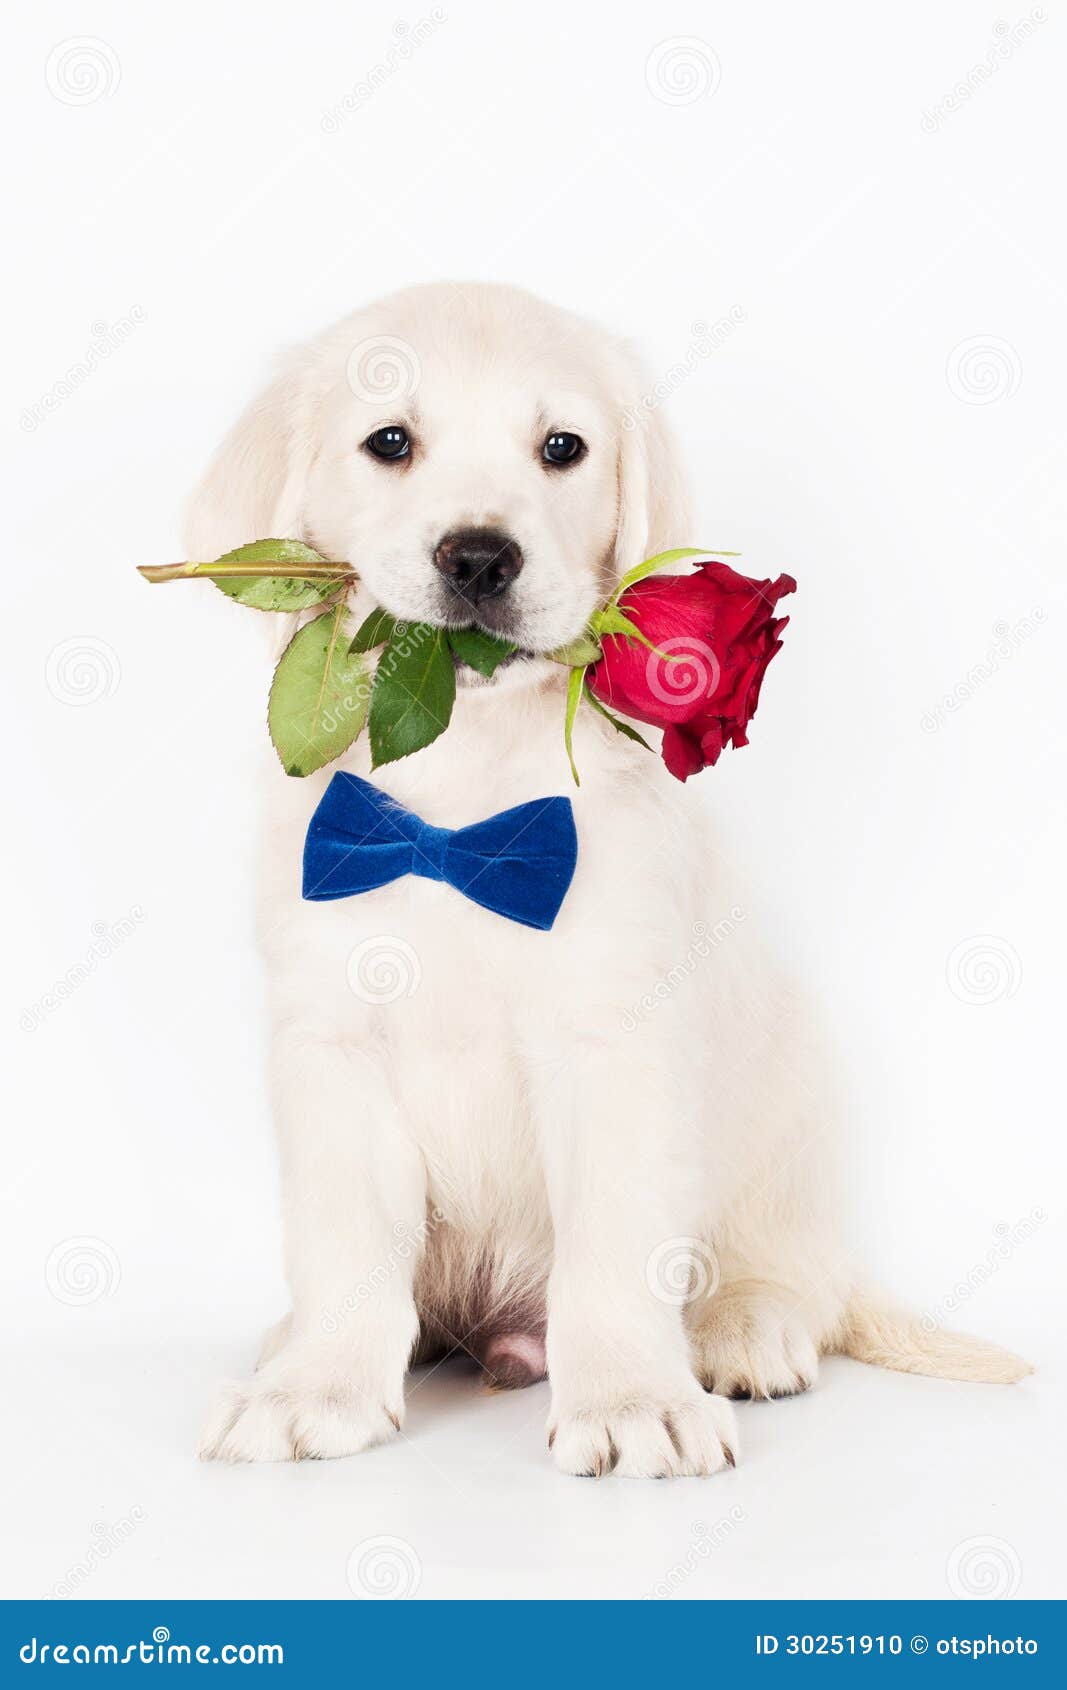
190 283 1028 1475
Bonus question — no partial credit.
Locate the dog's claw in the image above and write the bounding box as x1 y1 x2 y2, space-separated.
549 1390 737 1480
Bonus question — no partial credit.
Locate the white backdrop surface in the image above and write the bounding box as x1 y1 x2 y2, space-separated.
4 0 1063 1602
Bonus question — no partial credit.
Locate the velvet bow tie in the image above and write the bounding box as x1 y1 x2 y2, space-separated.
302 773 578 932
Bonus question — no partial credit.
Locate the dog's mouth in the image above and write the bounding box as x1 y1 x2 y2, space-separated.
427 612 547 688
434 607 535 667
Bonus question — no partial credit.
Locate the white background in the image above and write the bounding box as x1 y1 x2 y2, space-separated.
4 0 1064 1602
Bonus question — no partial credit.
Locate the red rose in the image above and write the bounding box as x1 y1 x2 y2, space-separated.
586 561 796 781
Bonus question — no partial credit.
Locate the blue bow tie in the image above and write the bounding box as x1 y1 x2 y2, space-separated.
302 773 578 932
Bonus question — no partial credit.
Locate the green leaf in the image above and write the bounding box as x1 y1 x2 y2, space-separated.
609 546 739 606
369 623 456 768
583 682 653 751
350 606 399 653
545 632 602 667
564 664 587 787
268 604 370 777
204 540 346 612
447 625 516 677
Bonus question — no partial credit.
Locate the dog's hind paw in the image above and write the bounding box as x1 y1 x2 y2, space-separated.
691 1289 820 1400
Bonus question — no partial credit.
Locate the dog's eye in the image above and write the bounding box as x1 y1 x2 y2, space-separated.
542 431 585 467
364 425 411 462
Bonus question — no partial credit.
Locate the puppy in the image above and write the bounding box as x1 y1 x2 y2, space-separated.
191 283 1027 1475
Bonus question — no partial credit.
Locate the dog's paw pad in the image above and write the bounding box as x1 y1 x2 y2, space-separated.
693 1298 819 1400
549 1390 737 1480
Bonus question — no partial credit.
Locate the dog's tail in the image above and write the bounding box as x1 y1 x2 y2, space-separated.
834 1289 1032 1384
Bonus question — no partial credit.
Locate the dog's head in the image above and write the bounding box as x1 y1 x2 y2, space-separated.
185 283 688 681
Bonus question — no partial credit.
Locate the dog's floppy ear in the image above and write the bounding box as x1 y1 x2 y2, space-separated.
612 369 691 578
183 356 319 561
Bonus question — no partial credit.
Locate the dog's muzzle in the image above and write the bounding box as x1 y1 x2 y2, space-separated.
432 526 524 607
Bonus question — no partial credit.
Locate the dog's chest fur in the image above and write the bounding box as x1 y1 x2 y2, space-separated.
257 676 719 1333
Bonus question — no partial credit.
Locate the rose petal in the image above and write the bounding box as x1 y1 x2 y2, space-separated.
661 724 705 782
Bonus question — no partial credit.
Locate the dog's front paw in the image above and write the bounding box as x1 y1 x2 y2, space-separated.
548 1386 737 1479
198 1351 401 1464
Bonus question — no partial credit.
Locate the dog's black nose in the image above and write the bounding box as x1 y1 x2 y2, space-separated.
432 527 524 605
